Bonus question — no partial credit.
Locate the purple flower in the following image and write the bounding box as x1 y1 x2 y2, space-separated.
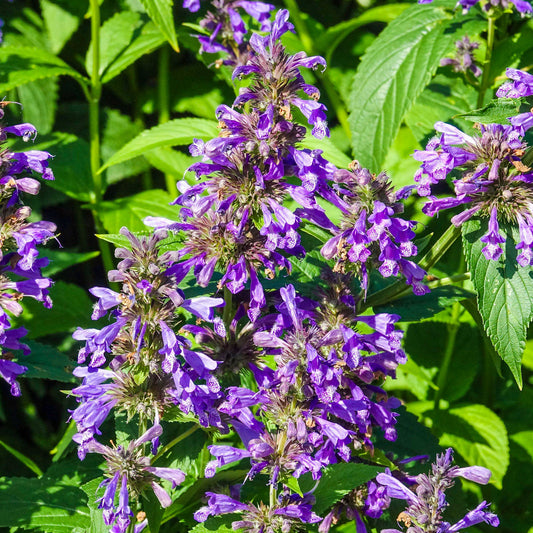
413 120 533 265
377 448 498 533
0 357 27 396
301 162 427 295
419 0 532 13
86 424 186 531
440 36 481 77
497 68 533 98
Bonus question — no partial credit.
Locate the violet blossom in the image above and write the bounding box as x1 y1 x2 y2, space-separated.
0 104 55 396
377 448 498 532
413 118 533 264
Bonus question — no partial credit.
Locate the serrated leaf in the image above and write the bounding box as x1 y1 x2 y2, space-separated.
140 0 178 51
349 1 454 172
299 463 384 514
455 98 523 124
99 118 219 172
289 249 323 282
316 3 410 61
0 476 91 530
102 20 166 83
80 478 112 533
144 147 195 179
405 74 478 143
298 135 351 169
20 341 75 382
0 46 88 93
86 11 143 77
429 404 509 489
96 189 178 233
462 217 533 388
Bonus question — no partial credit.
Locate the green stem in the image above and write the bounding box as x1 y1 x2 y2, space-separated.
153 425 199 462
89 0 102 201
477 15 497 108
87 0 115 277
433 302 461 411
363 224 462 309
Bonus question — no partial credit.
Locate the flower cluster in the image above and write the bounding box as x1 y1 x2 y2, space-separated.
147 8 330 320
0 103 55 396
377 448 499 532
440 36 482 78
413 117 533 264
83 423 185 533
70 227 225 458
300 162 427 295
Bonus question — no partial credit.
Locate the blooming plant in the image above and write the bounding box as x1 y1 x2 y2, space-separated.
0 0 532 532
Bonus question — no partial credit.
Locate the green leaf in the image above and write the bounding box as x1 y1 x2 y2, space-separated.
96 189 178 234
299 463 384 514
17 77 58 135
455 98 523 124
315 3 411 62
40 0 83 54
0 46 87 93
43 249 100 277
0 476 90 530
189 517 234 533
17 281 95 338
99 118 219 172
31 132 94 202
375 286 476 322
462 217 533 388
22 341 75 382
289 249 324 283
140 0 178 51
405 74 478 143
101 20 166 83
298 135 351 169
284 475 303 497
80 478 112 533
86 11 143 77
429 404 509 489
349 1 454 172
510 430 533 463
102 108 149 186
402 322 481 402
143 147 195 179
0 441 43 476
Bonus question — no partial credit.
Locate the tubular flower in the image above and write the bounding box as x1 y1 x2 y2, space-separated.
84 424 186 533
413 119 533 263
0 103 56 396
300 162 427 295
377 448 498 533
